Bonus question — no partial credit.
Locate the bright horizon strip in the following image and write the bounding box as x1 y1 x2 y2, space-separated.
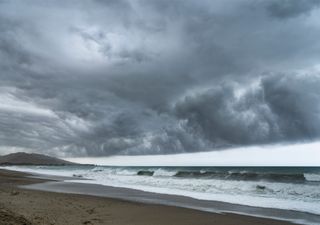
66 142 320 167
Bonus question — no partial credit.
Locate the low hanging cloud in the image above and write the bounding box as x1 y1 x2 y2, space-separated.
265 0 320 19
174 74 320 148
0 0 320 157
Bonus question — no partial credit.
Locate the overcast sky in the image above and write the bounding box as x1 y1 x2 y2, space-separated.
1 0 320 158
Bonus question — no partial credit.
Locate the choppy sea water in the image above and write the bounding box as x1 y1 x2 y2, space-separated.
3 166 320 216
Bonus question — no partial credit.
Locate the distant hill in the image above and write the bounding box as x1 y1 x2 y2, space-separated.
0 152 77 166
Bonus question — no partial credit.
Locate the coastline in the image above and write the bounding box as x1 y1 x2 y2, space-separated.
0 168 309 225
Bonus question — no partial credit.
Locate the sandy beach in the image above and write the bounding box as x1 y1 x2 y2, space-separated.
0 169 299 225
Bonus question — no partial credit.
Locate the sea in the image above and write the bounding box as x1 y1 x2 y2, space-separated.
3 166 320 223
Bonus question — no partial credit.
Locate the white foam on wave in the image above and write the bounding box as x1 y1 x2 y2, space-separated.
153 168 177 177
305 173 320 182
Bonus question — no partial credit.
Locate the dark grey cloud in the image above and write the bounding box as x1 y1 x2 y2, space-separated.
0 0 320 156
266 0 320 19
174 74 320 148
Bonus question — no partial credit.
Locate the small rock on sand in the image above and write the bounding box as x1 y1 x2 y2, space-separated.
10 190 19 196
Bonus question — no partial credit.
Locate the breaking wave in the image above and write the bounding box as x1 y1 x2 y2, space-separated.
131 169 314 183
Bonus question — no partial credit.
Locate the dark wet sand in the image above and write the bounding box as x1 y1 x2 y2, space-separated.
0 169 297 225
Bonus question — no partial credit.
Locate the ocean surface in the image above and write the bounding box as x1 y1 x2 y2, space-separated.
3 166 320 216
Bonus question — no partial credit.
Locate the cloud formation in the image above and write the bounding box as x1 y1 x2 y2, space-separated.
0 0 320 157
175 74 320 147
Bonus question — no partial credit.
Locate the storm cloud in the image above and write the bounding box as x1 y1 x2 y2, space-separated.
1 0 320 157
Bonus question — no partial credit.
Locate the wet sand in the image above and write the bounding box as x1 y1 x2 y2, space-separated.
0 169 297 225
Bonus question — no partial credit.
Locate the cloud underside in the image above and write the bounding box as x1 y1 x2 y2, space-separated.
1 0 320 157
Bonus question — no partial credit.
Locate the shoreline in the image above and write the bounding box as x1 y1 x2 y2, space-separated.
0 168 312 225
23 177 320 225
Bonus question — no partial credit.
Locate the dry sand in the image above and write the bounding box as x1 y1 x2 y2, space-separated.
0 169 295 225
